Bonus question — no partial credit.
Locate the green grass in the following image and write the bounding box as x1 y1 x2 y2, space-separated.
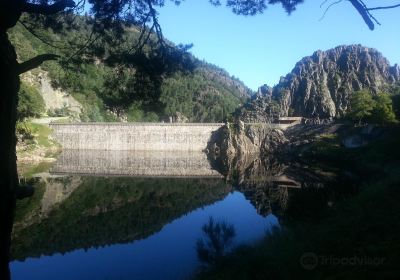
18 121 60 150
19 161 55 178
17 121 61 165
25 123 53 147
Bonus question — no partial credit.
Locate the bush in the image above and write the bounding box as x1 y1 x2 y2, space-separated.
17 82 45 121
371 92 396 124
347 90 397 125
347 90 375 125
143 111 159 122
127 103 145 122
16 122 34 144
391 93 400 119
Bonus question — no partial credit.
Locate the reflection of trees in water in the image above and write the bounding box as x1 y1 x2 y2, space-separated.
196 217 236 265
11 177 231 261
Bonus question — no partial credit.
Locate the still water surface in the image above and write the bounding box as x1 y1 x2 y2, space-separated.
11 150 280 280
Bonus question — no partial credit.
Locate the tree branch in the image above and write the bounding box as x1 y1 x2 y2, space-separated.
18 20 66 50
145 0 164 46
17 54 60 74
22 0 75 15
367 3 400 11
349 0 375 30
319 0 343 21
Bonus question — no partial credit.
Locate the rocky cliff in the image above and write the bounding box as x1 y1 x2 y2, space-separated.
239 45 400 121
207 121 288 178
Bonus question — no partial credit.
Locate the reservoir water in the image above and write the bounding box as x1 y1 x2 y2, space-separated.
11 150 283 280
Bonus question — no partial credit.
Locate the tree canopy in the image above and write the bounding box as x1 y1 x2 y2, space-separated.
7 0 398 79
371 92 397 124
82 0 400 32
347 90 397 125
347 89 376 124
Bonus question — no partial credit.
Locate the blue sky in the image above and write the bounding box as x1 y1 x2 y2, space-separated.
157 0 400 91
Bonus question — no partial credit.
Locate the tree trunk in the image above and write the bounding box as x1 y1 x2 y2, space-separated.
0 2 73 278
0 31 19 280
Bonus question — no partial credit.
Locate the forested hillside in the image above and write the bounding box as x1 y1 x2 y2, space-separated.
9 15 252 123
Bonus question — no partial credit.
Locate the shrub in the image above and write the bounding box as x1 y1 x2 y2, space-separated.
371 92 396 124
347 90 397 125
17 82 45 121
347 90 375 125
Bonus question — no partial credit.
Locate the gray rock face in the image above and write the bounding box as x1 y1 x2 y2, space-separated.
207 122 288 177
241 45 400 120
236 85 280 123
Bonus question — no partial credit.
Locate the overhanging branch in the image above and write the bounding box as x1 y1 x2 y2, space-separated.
22 0 75 15
349 0 375 30
17 54 60 74
367 3 400 11
146 0 165 47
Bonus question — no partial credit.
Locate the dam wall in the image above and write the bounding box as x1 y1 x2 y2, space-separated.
50 123 224 151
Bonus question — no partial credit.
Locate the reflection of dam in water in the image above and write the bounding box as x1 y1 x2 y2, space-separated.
50 150 223 178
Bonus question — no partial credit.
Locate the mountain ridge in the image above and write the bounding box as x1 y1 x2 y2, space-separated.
239 44 400 122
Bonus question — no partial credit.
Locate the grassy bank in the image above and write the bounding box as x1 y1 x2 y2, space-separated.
196 125 400 279
16 121 61 173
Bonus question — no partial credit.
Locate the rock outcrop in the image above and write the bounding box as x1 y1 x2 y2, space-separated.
239 45 400 121
21 70 82 121
207 121 288 177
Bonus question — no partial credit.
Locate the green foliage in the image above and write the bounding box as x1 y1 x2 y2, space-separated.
371 92 396 124
392 94 400 119
19 161 56 177
347 89 376 124
73 91 117 122
347 90 397 125
16 121 61 159
127 102 145 121
9 15 250 123
144 111 160 122
384 82 400 119
16 122 35 144
160 69 246 122
47 103 72 117
23 122 54 148
127 102 159 122
17 82 45 120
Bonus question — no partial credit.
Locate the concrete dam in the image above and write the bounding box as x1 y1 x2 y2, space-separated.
50 123 223 151
49 120 301 177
